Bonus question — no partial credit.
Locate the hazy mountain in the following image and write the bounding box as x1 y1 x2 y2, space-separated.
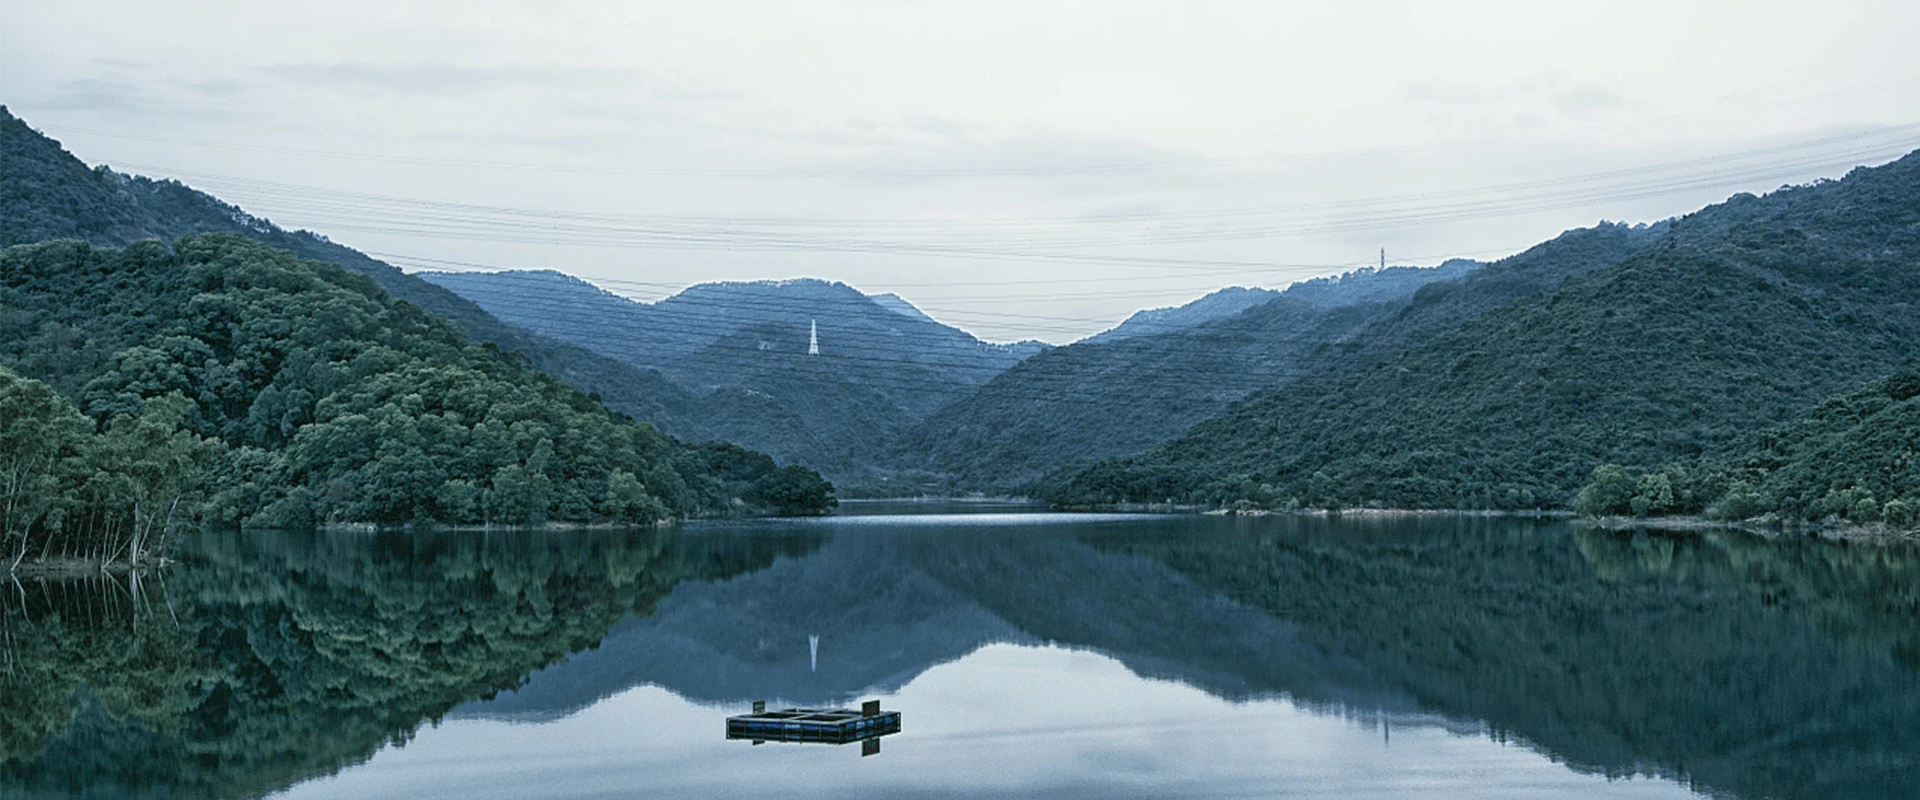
1285 259 1482 306
417 271 1046 390
1084 261 1478 345
1055 150 1920 511
870 291 941 325
1 106 1007 492
1084 286 1284 344
417 270 1050 491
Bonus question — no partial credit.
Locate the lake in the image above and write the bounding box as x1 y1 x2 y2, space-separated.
3 506 1916 799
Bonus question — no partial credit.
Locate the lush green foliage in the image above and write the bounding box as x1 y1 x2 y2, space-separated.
1 366 221 565
1724 361 1920 526
898 224 1657 496
0 236 832 529
0 105 721 464
1053 153 1920 510
1574 361 1920 527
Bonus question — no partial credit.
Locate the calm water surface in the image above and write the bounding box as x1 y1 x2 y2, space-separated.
4 507 1916 799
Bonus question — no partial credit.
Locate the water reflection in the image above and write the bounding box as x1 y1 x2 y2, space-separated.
3 514 1915 799
0 527 823 800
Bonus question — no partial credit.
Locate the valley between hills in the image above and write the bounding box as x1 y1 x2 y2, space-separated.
4 103 1917 538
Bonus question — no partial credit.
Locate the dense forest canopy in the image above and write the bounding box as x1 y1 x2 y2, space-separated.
0 235 832 550
1573 361 1920 526
1051 151 1920 519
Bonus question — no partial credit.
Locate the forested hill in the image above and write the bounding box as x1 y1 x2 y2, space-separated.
0 106 703 431
418 270 1051 492
1709 362 1920 525
0 234 833 536
890 256 1557 495
1569 361 1920 527
1054 150 1920 511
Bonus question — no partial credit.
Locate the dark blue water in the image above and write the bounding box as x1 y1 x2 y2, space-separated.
5 508 1915 799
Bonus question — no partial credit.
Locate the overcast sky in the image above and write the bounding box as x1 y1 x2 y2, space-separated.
5 1 1919 342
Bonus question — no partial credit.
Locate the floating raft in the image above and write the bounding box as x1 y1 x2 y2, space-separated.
727 700 902 747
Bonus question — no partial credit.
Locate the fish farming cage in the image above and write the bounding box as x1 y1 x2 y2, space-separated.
726 701 902 745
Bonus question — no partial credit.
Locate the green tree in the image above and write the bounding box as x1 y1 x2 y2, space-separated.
1574 464 1636 517
84 393 222 566
747 465 838 516
0 366 90 566
1630 472 1676 516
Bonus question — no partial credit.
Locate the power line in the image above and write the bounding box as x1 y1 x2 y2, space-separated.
108 127 1918 265
48 78 1920 178
114 125 1917 231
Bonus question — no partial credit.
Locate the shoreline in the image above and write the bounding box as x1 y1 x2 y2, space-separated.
1062 502 1919 543
7 556 172 579
1580 513 1920 542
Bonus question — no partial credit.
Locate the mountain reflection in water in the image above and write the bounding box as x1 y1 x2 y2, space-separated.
2 512 1915 799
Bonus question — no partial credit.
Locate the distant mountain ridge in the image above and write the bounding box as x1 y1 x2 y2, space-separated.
1084 260 1479 345
417 271 1046 384
1 105 1029 494
1084 286 1283 344
418 269 1050 492
870 291 942 325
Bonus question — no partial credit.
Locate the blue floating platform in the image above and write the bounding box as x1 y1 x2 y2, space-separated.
726 702 902 745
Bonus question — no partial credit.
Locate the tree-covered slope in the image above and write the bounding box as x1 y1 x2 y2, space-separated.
1055 151 1920 509
895 254 1640 495
896 229 1663 497
892 295 1401 493
0 106 704 435
1298 221 1665 385
1573 361 1920 528
1718 362 1920 526
0 236 832 532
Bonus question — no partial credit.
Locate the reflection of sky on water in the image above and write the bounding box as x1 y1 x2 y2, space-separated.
272 644 1698 800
